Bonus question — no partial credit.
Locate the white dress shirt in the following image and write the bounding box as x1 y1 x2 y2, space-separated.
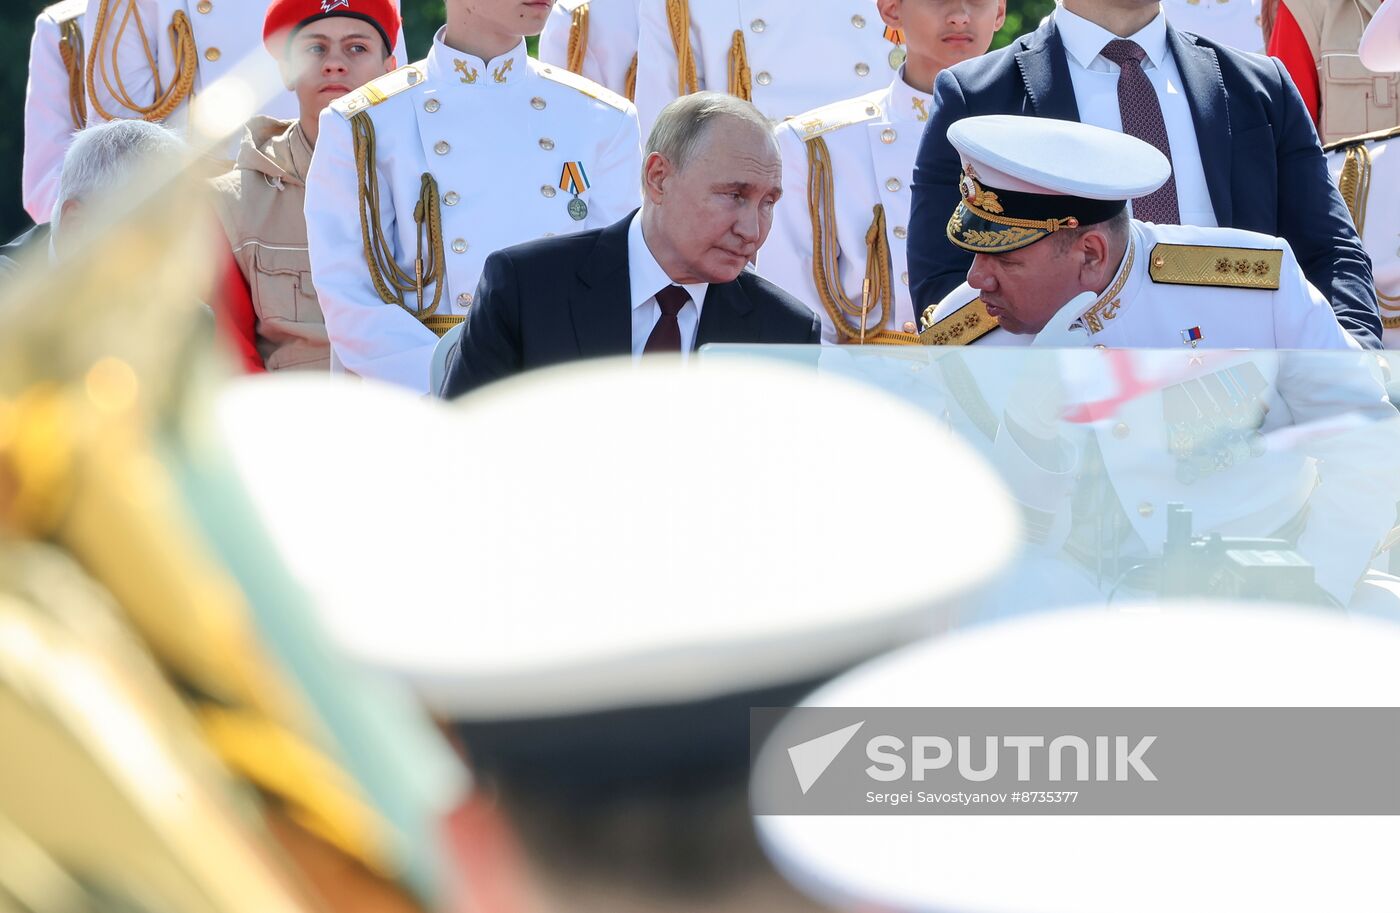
627 211 709 357
1055 6 1218 228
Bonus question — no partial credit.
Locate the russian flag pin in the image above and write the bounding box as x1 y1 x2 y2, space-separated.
1181 326 1203 348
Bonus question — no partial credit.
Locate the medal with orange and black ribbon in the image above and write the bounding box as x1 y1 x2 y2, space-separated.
885 26 906 70
560 161 591 221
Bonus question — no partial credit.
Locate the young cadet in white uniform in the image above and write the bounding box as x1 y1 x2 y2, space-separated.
919 116 1400 609
303 0 643 394
1326 0 1400 347
537 0 640 101
23 1 88 223
761 0 1004 345
1161 0 1265 53
633 0 909 137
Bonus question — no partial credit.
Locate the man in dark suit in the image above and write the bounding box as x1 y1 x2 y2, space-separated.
908 0 1383 348
441 92 822 398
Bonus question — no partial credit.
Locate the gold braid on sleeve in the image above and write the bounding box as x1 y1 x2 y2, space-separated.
805 138 918 345
85 0 197 122
350 112 446 326
1337 143 1371 238
566 2 589 74
58 17 88 127
727 30 751 101
624 53 638 101
665 0 698 95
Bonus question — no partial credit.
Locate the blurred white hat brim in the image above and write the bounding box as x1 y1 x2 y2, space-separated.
215 358 1019 721
1360 0 1400 72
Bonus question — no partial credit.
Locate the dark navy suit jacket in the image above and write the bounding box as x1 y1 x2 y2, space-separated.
440 212 822 397
908 19 1382 348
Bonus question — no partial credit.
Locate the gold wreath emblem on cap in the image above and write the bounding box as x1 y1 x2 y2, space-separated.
960 165 1004 214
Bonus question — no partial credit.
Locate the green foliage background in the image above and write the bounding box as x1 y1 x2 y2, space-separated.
2 0 1053 238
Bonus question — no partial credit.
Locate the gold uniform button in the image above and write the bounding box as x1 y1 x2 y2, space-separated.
434 141 450 155
852 13 866 27
204 46 221 62
457 293 473 307
196 0 212 11
444 191 460 205
865 105 878 116
1153 256 1165 268
880 127 897 144
903 321 917 333
756 71 772 86
541 185 557 198
539 137 555 150
855 62 871 77
1137 501 1154 518
424 98 440 113
1113 422 1130 439
531 96 546 110
750 18 766 32
893 226 907 240
452 239 468 254
885 177 901 192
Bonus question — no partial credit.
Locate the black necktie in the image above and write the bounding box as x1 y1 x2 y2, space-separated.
644 285 690 353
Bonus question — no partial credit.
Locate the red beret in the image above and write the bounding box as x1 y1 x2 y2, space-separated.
263 0 401 57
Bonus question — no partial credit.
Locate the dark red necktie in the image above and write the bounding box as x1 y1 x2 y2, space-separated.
1099 38 1181 225
644 285 690 353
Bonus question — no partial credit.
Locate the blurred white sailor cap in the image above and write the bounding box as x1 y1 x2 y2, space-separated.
215 357 1018 789
754 603 1400 913
1360 0 1400 72
946 115 1171 254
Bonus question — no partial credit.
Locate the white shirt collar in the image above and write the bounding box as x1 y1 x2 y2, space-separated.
1056 5 1169 70
627 210 709 314
425 27 531 88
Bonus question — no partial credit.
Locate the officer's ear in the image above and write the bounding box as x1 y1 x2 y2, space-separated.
382 53 398 75
1076 228 1113 282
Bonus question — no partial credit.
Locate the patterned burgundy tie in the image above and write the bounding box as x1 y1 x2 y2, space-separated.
1098 38 1181 225
643 284 690 353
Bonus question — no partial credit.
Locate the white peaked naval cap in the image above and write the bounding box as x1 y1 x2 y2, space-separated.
215 358 1019 723
948 114 1172 199
1360 0 1400 73
755 604 1400 913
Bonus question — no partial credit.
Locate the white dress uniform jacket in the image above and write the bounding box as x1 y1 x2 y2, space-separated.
923 220 1400 604
632 0 906 136
1161 0 1265 53
762 73 932 344
538 0 640 100
83 0 298 137
304 31 643 394
1326 127 1400 347
23 0 88 223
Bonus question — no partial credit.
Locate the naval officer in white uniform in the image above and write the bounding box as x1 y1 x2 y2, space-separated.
303 0 643 394
1325 0 1400 348
537 0 641 101
919 116 1400 610
632 0 910 137
23 1 89 223
760 0 1004 344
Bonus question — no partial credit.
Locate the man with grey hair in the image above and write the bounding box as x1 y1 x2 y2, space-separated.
2 119 182 274
441 91 819 398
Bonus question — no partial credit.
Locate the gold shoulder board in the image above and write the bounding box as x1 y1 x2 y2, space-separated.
788 97 883 142
537 64 631 112
329 63 426 118
1148 243 1282 291
1323 123 1400 152
46 0 87 22
919 298 998 346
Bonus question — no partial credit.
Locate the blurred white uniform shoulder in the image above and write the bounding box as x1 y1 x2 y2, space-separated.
1162 0 1265 53
1326 125 1400 348
537 0 641 101
633 0 907 136
23 0 88 223
304 31 642 394
764 75 935 345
